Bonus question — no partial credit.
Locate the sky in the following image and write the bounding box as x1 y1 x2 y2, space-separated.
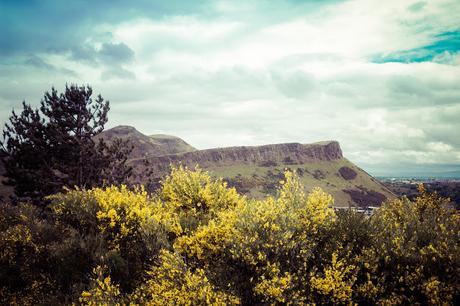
1 0 460 176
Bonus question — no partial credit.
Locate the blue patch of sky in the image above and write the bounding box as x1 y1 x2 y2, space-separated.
372 30 460 63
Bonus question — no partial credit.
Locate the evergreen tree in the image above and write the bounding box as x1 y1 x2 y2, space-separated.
0 84 132 203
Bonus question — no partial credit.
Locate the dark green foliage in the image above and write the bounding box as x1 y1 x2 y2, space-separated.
0 202 95 304
0 85 132 203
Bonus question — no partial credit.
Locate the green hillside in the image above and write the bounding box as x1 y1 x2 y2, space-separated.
207 158 393 207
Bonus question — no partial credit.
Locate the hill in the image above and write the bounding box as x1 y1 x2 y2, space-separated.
95 125 196 158
128 135 394 207
1 126 395 207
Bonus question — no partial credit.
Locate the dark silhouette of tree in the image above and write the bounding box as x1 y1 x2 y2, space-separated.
0 84 132 203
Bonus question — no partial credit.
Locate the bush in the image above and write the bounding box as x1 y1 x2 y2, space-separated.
0 169 459 305
48 185 177 292
0 202 91 304
354 185 460 305
161 165 243 234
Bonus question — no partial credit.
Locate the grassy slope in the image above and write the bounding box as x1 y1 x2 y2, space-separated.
206 158 394 207
149 134 196 155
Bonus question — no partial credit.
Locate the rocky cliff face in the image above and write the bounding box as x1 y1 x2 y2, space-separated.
129 138 394 207
132 141 343 175
0 123 394 207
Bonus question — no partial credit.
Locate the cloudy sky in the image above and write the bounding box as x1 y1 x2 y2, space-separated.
1 0 460 176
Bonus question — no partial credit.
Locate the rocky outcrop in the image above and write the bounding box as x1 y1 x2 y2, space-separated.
132 141 343 175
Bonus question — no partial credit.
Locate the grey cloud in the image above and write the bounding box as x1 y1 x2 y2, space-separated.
101 67 136 81
386 75 432 100
24 55 55 70
69 45 99 64
68 41 137 80
68 42 135 65
99 43 135 64
317 71 459 109
23 55 77 76
354 106 460 164
386 75 460 107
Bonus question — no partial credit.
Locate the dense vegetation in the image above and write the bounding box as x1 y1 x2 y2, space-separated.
0 85 132 204
385 180 460 210
1 166 458 305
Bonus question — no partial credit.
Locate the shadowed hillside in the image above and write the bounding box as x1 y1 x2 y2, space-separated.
96 125 196 158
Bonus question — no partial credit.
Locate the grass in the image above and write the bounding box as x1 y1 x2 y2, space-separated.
206 158 395 207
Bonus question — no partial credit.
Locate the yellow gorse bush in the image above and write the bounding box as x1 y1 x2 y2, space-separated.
161 165 244 233
174 170 338 304
2 167 459 305
130 250 240 305
79 266 122 306
50 185 181 247
91 185 182 241
309 251 357 304
354 185 460 305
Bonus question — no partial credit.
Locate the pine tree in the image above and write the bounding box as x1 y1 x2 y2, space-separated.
0 84 132 203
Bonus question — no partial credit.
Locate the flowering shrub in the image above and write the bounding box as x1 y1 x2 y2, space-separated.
309 252 357 304
130 250 240 305
175 170 340 304
48 185 179 292
161 165 244 233
354 184 460 305
0 168 459 305
79 266 122 306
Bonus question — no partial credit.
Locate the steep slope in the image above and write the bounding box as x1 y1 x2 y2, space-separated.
131 140 395 207
96 125 196 158
149 134 196 155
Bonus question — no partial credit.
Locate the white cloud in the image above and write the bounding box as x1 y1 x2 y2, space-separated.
2 0 460 174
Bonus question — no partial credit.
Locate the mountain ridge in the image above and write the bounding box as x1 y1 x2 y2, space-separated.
1 125 395 207
130 141 344 171
110 126 394 207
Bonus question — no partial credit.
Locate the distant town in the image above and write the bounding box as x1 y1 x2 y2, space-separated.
378 177 460 209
